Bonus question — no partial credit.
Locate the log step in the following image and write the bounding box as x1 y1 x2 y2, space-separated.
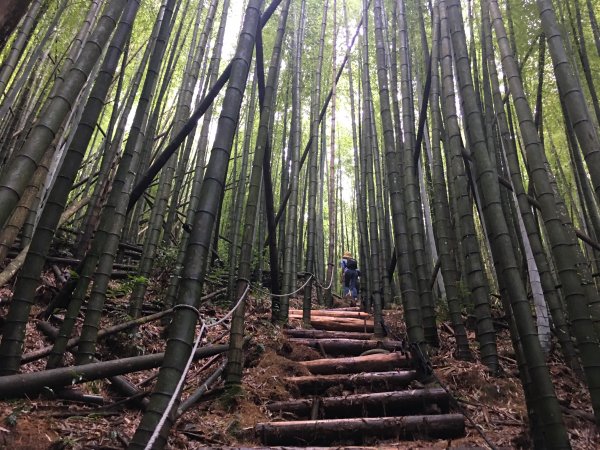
267 388 449 419
289 316 374 333
285 370 418 395
284 329 373 340
288 338 404 356
300 352 410 375
255 414 465 445
196 447 486 450
288 309 371 319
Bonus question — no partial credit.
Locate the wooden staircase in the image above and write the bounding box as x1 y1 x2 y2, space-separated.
254 308 466 446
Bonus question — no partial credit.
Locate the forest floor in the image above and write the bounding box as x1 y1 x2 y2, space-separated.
0 274 598 449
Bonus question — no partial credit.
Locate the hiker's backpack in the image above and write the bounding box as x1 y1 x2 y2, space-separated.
346 257 358 270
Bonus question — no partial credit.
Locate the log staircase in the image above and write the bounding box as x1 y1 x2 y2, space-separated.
254 307 466 446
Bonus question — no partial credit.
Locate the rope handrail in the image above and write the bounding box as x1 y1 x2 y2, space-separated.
143 270 337 449
143 281 251 450
252 274 314 297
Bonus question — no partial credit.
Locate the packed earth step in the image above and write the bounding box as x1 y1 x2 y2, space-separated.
285 370 418 395
255 414 466 446
287 338 404 356
300 352 411 375
266 388 450 419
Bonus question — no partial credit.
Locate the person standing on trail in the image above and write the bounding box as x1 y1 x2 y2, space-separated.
341 251 359 304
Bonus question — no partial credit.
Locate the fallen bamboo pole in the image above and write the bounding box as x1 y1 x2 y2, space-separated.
22 310 173 363
0 344 228 398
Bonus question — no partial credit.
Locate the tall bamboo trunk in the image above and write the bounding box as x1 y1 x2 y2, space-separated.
226 0 290 387
444 0 570 444
280 0 306 323
0 0 133 375
397 0 438 346
488 0 600 424
128 2 264 447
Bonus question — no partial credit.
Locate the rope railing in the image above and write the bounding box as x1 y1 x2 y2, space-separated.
143 282 251 450
252 273 314 298
143 271 339 449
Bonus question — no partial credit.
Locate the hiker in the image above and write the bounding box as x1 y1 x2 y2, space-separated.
341 251 359 304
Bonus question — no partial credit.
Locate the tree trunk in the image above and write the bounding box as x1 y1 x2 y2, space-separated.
128 2 266 448
225 0 290 388
0 0 133 375
489 0 600 424
444 0 569 444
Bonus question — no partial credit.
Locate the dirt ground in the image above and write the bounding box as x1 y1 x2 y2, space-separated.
0 280 598 449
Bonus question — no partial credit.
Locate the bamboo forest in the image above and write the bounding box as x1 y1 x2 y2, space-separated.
1 0 600 448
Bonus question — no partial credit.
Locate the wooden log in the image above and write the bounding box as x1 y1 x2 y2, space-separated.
288 309 371 319
0 344 228 398
193 447 485 450
300 352 410 375
23 309 174 363
290 317 374 333
284 329 373 340
267 388 449 418
35 321 148 407
324 306 361 311
255 414 465 445
285 370 418 394
288 315 372 323
287 338 404 356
